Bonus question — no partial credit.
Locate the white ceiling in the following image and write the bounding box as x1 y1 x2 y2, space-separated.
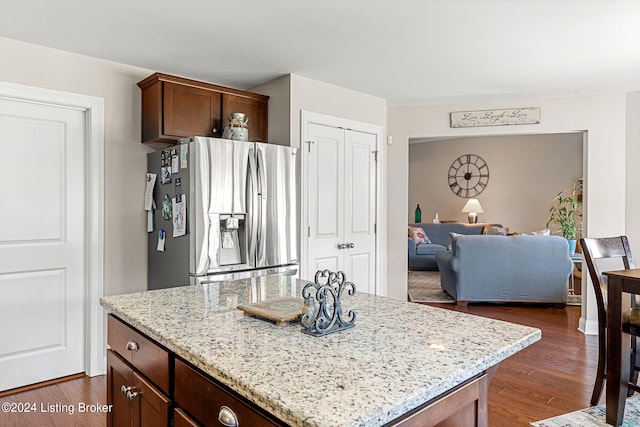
1 0 639 105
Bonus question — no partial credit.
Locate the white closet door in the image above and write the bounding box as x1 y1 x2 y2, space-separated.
343 130 376 294
304 122 377 294
306 123 344 274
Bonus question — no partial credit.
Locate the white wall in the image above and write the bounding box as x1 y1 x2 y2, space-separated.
408 133 583 233
627 91 640 257
388 95 627 334
249 75 291 146
289 75 387 149
252 74 388 149
0 37 153 296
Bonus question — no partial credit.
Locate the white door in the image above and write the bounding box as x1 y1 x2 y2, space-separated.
0 97 86 391
306 124 344 274
305 123 377 294
343 129 376 291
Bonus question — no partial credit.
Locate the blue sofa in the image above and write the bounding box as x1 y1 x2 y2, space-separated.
435 234 573 305
408 223 496 270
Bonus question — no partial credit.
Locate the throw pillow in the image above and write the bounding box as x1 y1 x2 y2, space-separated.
482 225 510 236
408 226 431 244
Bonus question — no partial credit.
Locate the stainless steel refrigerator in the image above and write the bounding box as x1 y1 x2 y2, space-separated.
147 137 299 290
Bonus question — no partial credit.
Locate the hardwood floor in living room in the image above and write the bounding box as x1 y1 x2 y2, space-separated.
424 303 599 426
0 305 597 427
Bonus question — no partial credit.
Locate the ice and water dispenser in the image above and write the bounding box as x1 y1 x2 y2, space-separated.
218 214 246 266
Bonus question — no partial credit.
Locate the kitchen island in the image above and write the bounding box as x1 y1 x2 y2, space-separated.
100 275 540 427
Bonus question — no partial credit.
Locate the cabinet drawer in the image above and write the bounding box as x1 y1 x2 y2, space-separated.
174 358 280 427
174 408 200 427
107 315 170 393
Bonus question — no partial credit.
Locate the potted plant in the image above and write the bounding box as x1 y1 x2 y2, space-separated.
546 182 583 255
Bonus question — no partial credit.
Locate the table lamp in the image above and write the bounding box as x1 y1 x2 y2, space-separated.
462 198 484 224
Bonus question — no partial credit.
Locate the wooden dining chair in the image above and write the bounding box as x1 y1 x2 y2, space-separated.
580 236 640 406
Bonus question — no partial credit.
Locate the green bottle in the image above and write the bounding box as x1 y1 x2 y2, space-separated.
415 204 422 223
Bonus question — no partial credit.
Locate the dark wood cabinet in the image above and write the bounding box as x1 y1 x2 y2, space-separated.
107 350 170 427
138 73 269 147
107 315 171 427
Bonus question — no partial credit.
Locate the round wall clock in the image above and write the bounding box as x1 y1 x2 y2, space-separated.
448 154 489 198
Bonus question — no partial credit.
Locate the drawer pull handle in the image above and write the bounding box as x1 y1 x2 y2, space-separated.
120 385 132 396
218 406 239 427
126 341 139 352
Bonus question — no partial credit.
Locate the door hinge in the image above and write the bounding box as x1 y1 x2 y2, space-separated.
372 150 379 162
308 226 311 237
374 223 377 234
305 140 315 153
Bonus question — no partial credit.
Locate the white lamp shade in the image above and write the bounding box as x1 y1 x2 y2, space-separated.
462 198 484 213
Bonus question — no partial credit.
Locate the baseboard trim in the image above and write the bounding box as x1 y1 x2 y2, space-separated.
0 372 85 397
579 316 598 335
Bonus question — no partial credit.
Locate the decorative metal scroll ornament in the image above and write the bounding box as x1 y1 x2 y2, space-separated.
300 270 356 336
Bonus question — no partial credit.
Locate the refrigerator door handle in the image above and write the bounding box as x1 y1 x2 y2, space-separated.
247 148 259 268
256 146 268 267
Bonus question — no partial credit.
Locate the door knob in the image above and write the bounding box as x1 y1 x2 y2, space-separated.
338 243 347 250
347 242 355 249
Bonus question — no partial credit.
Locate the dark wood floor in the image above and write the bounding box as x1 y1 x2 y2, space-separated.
0 375 107 427
426 302 598 427
0 304 596 427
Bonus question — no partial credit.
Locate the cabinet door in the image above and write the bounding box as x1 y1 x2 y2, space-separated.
222 94 268 142
132 371 170 427
164 82 221 138
107 350 134 427
174 408 200 427
107 349 170 427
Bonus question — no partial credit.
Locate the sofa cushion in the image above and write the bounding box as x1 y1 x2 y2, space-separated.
415 243 448 256
408 226 431 244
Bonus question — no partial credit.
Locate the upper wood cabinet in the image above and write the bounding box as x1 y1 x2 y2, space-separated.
138 73 269 147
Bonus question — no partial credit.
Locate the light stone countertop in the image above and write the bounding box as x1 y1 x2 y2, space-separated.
100 275 541 427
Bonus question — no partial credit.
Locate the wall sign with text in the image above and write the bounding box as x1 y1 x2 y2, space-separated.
450 107 541 128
